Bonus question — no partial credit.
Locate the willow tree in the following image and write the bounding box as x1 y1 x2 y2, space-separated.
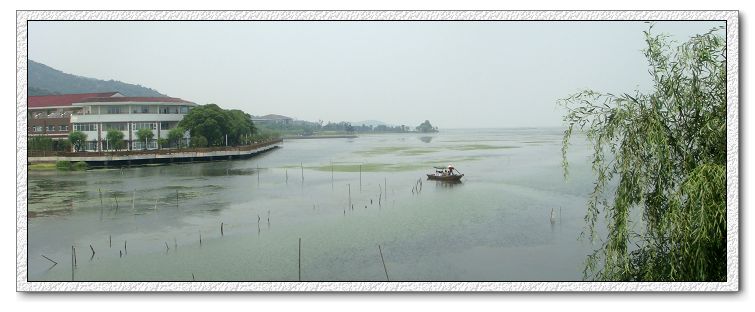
560 26 726 281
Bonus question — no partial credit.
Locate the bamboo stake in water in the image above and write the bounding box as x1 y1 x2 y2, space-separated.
41 255 58 266
221 222 224 237
378 244 389 281
300 162 304 182
298 237 302 281
384 178 387 200
73 245 77 267
124 240 127 255
109 235 111 248
199 231 203 246
71 246 74 281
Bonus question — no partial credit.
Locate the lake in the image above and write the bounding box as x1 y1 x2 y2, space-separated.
26 128 598 281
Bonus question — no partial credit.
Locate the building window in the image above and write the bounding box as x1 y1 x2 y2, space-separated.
106 106 123 114
84 141 98 151
31 126 43 132
73 123 98 132
132 139 158 150
46 125 55 132
133 122 156 130
179 106 189 114
160 122 171 130
103 123 128 131
160 106 180 114
59 125 68 132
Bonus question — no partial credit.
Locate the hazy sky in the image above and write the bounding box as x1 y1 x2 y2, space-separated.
28 21 723 128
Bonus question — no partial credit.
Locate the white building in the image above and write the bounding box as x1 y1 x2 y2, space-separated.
70 94 197 151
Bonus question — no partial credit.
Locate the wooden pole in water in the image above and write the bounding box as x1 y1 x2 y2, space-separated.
71 246 74 281
124 240 127 255
41 255 58 266
298 237 302 281
199 231 203 246
109 235 111 248
300 162 304 182
221 222 224 237
176 190 179 208
73 245 77 267
378 244 389 281
90 244 95 257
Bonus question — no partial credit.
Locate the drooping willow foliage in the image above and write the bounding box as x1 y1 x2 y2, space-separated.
560 25 726 281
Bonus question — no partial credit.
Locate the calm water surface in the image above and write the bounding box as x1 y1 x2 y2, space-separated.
27 128 597 281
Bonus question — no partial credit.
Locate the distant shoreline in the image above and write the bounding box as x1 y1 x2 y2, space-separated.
282 135 358 140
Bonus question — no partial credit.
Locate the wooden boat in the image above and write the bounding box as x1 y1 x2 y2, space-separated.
426 165 464 181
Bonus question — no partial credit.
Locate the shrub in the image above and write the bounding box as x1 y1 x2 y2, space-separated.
71 161 88 171
55 161 71 171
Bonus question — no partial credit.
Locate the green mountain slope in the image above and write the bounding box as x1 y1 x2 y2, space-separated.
28 60 167 97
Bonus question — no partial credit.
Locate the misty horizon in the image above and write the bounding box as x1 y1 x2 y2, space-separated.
28 21 723 128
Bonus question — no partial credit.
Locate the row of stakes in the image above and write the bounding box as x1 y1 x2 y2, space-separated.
46 233 391 282
43 168 403 281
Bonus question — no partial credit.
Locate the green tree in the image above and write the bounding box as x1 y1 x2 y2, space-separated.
226 109 256 146
190 135 208 148
157 138 168 149
29 136 53 152
178 104 229 147
416 120 437 133
68 131 88 152
55 139 71 152
105 129 125 151
167 127 186 149
135 128 155 150
560 26 726 281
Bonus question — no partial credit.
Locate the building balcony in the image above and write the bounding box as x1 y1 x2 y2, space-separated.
71 113 186 123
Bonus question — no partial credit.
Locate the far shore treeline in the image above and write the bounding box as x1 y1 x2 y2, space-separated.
28 99 442 154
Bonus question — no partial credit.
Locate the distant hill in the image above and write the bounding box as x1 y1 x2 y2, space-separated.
28 60 167 97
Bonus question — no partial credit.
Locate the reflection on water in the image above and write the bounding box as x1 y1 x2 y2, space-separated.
419 136 433 143
27 128 597 281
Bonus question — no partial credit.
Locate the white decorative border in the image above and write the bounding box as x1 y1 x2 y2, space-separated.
16 10 739 292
